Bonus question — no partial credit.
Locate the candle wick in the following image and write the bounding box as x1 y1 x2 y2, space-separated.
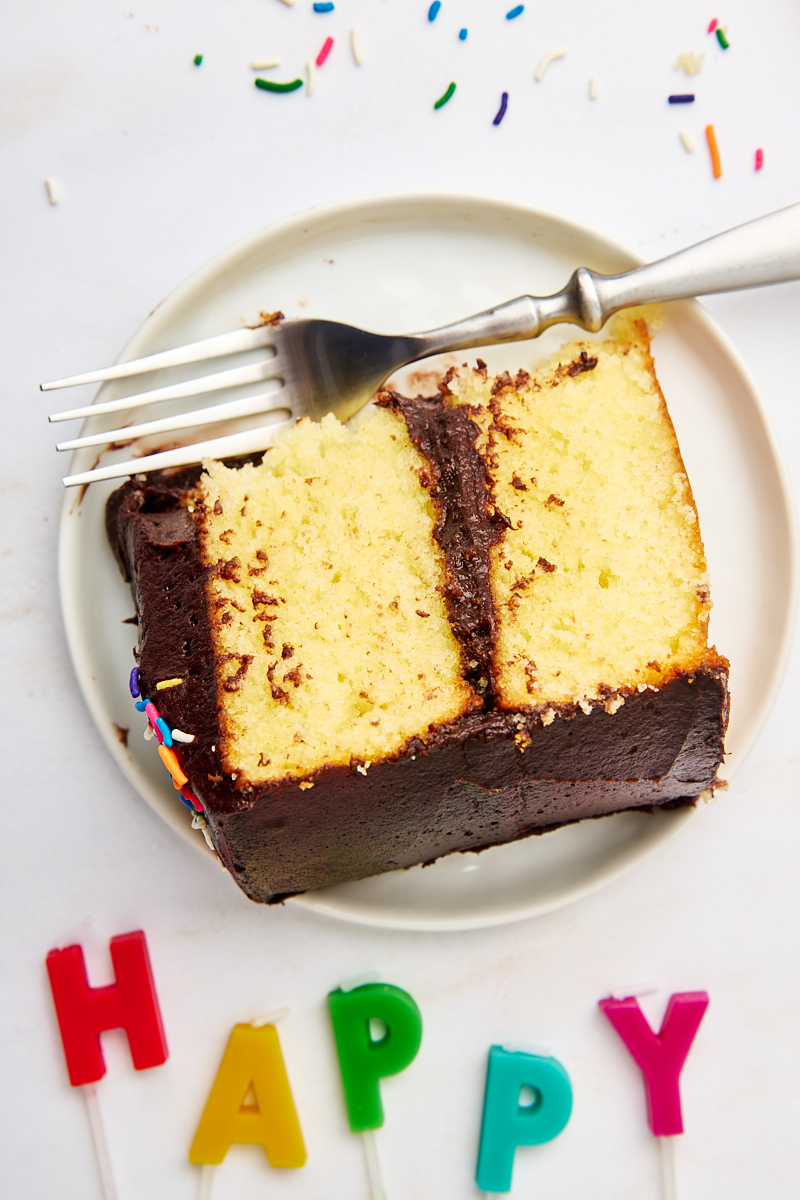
83 1084 118 1200
362 1130 386 1200
659 1136 677 1200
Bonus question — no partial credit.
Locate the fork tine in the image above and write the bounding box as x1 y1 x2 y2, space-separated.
48 354 280 423
56 389 290 452
62 418 295 488
41 324 277 391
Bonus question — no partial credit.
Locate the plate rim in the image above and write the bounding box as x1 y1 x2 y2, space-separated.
58 189 799 931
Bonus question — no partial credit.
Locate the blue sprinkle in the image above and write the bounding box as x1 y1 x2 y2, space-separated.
493 91 509 125
506 4 524 17
134 699 149 712
459 27 467 39
178 790 197 811
129 667 140 699
156 717 173 747
428 0 441 20
313 1 334 10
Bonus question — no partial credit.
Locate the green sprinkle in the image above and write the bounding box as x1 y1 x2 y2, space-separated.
716 27 730 49
255 77 304 93
434 81 456 109
193 54 203 66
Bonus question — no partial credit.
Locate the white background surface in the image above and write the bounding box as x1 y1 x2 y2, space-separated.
2 1 800 1198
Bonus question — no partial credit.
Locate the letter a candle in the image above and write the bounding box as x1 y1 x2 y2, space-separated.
328 981 423 1199
599 989 709 1200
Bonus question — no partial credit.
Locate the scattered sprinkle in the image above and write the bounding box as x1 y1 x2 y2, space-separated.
707 17 718 32
506 4 524 17
434 80 456 109
306 58 316 93
706 123 722 178
156 677 183 691
143 724 155 741
277 0 295 5
44 178 59 205
589 76 598 99
674 50 704 75
313 1 334 10
129 667 140 698
535 48 566 82
171 729 196 743
668 94 695 104
459 27 467 40
428 0 441 20
493 91 509 125
755 147 764 171
716 27 729 49
255 77 303 92
351 27 363 63
680 129 695 152
251 58 281 70
193 54 203 66
155 717 173 747
316 35 334 65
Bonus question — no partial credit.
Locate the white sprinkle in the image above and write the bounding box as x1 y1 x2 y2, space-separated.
351 27 364 64
611 982 658 1001
674 50 704 76
680 129 695 153
171 728 195 743
339 970 381 993
251 58 281 70
589 76 598 99
192 813 217 854
44 178 59 205
143 724 155 741
503 1042 552 1058
535 48 566 82
251 1006 289 1026
306 58 316 95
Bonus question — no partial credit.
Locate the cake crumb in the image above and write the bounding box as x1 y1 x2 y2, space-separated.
578 698 593 715
604 695 625 714
541 708 556 726
299 781 314 790
674 50 704 75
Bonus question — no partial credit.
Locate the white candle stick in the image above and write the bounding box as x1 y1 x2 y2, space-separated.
198 1163 214 1200
362 1130 386 1200
83 1084 118 1200
659 1136 677 1200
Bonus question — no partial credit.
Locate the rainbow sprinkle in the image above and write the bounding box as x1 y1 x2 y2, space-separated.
428 1 441 20
434 81 456 108
705 123 722 178
313 1 334 10
506 4 524 18
668 94 695 103
255 77 303 92
193 54 203 66
316 35 334 65
716 27 730 48
707 17 718 32
129 667 140 698
129 671 204 813
755 148 764 171
493 91 509 125
459 28 467 40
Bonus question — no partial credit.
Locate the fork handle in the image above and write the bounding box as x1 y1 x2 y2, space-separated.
413 201 800 354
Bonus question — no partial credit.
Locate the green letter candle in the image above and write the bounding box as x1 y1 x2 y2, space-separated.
327 983 423 1132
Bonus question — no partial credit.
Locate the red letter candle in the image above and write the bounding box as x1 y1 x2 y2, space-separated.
598 992 709 1135
46 930 168 1087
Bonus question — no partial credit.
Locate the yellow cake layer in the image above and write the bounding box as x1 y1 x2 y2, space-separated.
444 316 714 709
198 408 478 787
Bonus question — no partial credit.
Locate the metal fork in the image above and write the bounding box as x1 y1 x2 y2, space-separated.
46 201 800 487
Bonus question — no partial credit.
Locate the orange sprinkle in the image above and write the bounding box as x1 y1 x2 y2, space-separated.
158 743 188 788
706 124 722 178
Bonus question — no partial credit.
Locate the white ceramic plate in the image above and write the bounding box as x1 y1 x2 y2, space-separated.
59 193 797 931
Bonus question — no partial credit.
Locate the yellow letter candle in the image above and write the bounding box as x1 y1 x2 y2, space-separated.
189 1023 306 1167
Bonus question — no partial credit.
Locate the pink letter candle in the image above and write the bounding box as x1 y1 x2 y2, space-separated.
46 930 168 1087
598 992 709 1135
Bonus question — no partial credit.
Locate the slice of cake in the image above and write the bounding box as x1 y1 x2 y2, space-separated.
107 316 728 904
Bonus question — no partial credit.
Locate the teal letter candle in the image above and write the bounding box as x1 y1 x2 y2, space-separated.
476 1046 572 1192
